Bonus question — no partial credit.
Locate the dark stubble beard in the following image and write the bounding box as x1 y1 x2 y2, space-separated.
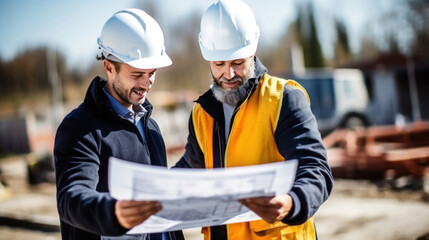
112 74 141 106
211 59 255 106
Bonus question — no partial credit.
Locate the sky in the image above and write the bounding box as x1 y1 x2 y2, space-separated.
0 0 391 70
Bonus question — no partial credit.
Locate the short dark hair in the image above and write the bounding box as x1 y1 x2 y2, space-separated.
96 54 121 72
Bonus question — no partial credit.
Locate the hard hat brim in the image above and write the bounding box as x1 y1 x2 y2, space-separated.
199 41 258 62
123 54 172 69
99 42 172 69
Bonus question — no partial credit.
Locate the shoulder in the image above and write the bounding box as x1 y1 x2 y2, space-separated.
59 105 86 127
269 80 310 115
260 74 310 105
260 75 308 97
283 80 309 101
55 104 96 144
60 104 92 128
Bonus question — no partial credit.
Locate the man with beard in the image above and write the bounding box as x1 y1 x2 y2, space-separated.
54 9 184 240
173 0 333 239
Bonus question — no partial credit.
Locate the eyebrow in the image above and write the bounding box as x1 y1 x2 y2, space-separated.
130 69 157 74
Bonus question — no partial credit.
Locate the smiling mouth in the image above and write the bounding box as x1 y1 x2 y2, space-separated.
133 89 146 96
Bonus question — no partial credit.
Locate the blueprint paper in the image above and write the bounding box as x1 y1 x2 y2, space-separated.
108 157 298 233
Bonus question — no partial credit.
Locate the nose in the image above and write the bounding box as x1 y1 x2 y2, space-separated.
224 65 235 80
138 75 153 89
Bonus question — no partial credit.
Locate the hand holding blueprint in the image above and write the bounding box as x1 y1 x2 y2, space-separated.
108 157 298 233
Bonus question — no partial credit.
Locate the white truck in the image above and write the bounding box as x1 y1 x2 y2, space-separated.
291 68 370 136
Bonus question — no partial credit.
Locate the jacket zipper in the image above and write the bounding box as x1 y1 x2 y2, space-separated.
215 123 224 168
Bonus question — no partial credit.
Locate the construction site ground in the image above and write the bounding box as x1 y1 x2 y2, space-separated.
0 155 429 240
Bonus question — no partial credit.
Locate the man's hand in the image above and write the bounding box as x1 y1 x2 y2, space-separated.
239 194 293 223
115 200 162 229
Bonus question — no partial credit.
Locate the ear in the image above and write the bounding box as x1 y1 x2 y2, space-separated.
103 60 114 74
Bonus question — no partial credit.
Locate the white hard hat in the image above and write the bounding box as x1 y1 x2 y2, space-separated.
97 8 172 69
198 0 260 61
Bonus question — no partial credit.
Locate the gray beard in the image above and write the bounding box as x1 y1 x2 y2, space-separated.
210 60 255 106
211 79 250 106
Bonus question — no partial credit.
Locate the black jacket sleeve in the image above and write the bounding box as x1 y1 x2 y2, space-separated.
173 112 206 169
54 115 127 236
275 84 334 225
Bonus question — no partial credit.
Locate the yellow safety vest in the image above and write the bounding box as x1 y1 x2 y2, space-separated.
192 74 316 240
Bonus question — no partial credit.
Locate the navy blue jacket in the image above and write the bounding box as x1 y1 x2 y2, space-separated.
174 57 333 239
54 76 184 240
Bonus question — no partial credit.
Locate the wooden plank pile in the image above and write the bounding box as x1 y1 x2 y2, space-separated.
323 121 429 181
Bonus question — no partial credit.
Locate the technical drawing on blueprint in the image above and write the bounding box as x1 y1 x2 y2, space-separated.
108 157 297 233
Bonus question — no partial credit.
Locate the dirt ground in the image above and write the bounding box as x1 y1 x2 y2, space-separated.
0 156 428 240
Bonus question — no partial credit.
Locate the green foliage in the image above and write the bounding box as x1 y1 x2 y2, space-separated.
334 19 352 66
296 2 325 68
